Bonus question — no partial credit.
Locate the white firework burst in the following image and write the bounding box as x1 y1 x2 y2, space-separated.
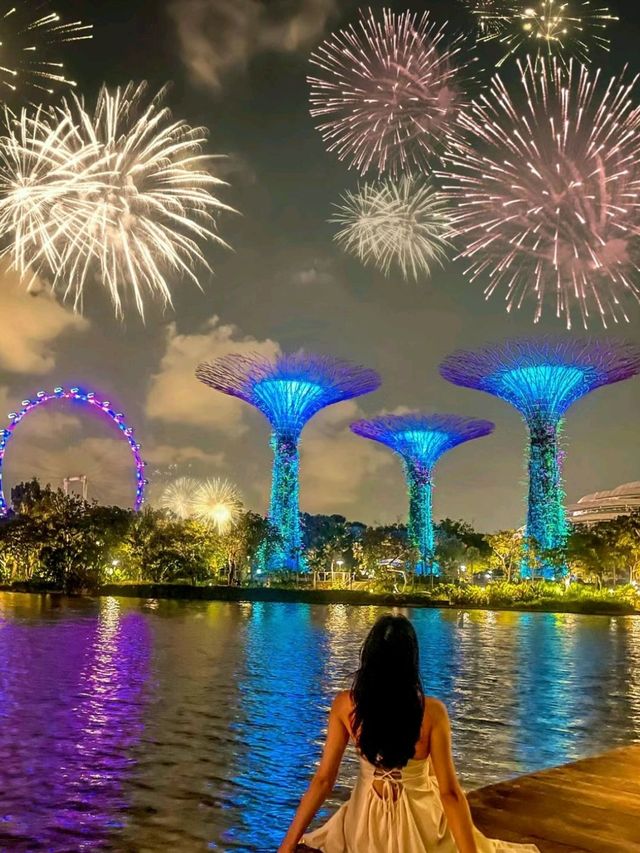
0 82 234 317
192 478 243 533
159 477 199 520
331 177 450 279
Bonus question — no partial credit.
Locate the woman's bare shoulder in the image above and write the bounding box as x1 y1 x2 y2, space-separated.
423 695 449 725
332 689 353 714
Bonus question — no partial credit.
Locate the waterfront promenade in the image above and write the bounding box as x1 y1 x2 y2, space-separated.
469 745 640 852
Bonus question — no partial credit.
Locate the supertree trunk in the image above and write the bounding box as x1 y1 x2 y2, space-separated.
524 418 568 580
269 431 303 571
405 460 437 577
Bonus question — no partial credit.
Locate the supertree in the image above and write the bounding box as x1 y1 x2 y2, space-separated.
350 413 494 575
440 339 640 577
195 351 380 570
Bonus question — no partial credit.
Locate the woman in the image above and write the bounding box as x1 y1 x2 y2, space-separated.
279 614 539 853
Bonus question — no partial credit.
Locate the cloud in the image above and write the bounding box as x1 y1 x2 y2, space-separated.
291 259 336 288
301 400 392 515
0 268 88 375
168 0 336 90
146 316 279 432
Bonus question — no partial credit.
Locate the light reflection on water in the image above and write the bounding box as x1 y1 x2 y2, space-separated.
0 593 638 851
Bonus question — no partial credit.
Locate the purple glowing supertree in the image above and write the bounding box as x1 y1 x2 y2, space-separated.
196 351 380 571
440 339 640 577
351 413 494 575
308 7 476 176
438 57 640 329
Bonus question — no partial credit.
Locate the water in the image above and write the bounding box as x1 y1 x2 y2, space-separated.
0 593 638 852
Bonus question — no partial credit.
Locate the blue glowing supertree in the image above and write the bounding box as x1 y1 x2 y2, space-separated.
440 340 640 578
350 413 494 576
196 351 380 571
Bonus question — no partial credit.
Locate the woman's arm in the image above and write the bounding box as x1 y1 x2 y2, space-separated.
428 699 479 853
278 692 350 853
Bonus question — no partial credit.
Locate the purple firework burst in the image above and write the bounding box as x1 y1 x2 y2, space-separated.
439 57 640 329
309 7 477 177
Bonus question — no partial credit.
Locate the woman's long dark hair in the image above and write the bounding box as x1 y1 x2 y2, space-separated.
351 615 424 769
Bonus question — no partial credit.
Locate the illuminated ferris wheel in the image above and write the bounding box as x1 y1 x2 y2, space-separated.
0 386 147 515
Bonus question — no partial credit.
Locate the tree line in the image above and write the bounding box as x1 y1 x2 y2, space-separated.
1 479 639 594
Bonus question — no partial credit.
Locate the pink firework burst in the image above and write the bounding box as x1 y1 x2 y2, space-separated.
308 8 477 177
439 57 640 329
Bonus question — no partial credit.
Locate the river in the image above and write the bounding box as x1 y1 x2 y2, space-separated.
0 592 638 851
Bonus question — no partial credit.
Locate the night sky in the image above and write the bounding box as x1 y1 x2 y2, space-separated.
2 0 639 530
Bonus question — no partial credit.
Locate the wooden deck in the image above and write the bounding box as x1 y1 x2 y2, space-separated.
468 744 640 852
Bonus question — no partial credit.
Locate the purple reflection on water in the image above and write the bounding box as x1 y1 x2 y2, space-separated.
0 595 150 851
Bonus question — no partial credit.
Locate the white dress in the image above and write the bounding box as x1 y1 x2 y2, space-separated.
303 756 539 853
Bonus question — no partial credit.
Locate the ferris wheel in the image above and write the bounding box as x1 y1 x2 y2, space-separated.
0 386 148 515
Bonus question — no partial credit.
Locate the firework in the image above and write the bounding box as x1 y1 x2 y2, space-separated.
309 8 476 176
0 1 92 97
0 83 234 317
477 0 618 67
0 105 97 280
439 58 640 329
192 478 243 533
461 1 511 38
331 177 450 279
159 476 199 520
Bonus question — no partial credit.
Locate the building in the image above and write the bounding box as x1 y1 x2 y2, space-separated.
567 482 640 525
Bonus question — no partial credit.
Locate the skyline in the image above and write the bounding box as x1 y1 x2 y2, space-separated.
0 0 639 531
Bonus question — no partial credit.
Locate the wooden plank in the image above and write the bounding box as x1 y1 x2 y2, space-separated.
468 745 640 853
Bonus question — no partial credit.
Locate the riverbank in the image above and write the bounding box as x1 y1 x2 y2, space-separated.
468 744 640 851
2 581 638 616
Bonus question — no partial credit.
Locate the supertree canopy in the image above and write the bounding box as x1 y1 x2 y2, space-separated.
350 413 494 575
440 339 640 577
196 351 380 571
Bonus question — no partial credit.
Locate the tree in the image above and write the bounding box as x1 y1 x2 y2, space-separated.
302 513 364 575
566 524 623 588
225 512 281 583
487 530 524 583
354 524 419 588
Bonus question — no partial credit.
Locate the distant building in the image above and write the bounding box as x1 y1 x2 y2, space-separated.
567 482 640 525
